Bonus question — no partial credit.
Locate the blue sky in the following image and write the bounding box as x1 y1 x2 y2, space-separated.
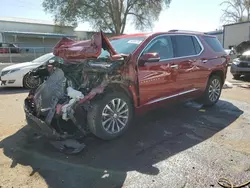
0 0 225 33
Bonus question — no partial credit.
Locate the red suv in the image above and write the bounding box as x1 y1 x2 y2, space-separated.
25 31 228 142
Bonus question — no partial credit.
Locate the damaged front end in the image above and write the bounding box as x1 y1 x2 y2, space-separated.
24 32 128 153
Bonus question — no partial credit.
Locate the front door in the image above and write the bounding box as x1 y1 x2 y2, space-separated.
137 35 182 106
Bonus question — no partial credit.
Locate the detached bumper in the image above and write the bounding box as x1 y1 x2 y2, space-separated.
230 64 250 75
25 108 62 140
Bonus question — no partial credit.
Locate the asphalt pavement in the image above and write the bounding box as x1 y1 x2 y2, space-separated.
0 68 250 188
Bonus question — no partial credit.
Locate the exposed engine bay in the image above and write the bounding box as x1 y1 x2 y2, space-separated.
24 57 126 153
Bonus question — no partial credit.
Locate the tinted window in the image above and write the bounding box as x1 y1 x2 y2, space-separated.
143 36 173 59
192 37 202 54
203 36 224 52
173 36 197 57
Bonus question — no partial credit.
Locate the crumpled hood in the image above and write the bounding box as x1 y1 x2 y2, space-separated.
53 31 117 61
2 62 41 71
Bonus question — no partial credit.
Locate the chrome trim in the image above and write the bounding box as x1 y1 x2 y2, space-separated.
137 34 205 64
146 88 198 105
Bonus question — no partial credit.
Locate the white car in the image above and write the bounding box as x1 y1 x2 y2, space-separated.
0 53 55 88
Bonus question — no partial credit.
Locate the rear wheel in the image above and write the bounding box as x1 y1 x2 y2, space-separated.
200 75 222 107
23 73 41 89
87 92 133 140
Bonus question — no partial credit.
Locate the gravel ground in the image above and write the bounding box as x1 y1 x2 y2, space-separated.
0 70 250 188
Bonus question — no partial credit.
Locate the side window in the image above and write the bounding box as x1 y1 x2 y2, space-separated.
173 35 197 57
143 36 173 60
203 36 224 52
192 37 202 54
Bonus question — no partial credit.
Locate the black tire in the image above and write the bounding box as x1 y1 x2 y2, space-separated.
233 74 241 80
23 73 41 89
200 75 222 107
87 92 133 140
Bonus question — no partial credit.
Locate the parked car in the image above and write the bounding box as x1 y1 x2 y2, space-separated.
231 50 250 79
24 31 228 143
0 43 21 53
0 53 56 88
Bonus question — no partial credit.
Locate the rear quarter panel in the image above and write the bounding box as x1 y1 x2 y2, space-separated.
196 35 228 91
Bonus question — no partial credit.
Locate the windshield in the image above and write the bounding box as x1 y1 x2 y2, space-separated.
32 53 54 63
99 36 146 58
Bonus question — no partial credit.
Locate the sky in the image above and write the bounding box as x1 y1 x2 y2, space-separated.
0 0 225 33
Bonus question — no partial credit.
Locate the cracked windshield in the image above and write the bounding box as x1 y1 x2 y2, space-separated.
1 0 250 188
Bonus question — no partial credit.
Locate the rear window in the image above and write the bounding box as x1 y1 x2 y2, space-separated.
203 36 224 52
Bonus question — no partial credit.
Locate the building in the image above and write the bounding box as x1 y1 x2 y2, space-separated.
206 30 223 45
223 21 250 49
0 17 76 52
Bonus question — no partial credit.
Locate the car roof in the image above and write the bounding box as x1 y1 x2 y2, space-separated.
111 31 213 39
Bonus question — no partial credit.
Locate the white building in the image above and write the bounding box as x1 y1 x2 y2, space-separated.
223 21 250 49
0 17 76 52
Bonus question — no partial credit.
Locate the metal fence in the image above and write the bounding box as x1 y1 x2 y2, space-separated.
0 47 53 63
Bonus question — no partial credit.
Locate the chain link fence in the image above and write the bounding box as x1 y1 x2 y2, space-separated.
0 47 53 63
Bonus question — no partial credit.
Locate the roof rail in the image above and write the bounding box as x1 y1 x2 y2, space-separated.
168 29 205 34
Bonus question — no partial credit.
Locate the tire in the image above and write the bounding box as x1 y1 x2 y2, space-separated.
23 73 41 89
200 75 222 107
87 92 133 140
233 74 241 80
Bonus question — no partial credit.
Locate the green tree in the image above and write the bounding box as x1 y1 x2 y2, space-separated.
43 0 171 35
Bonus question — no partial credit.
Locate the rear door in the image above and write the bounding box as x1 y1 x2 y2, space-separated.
171 35 204 93
137 35 183 105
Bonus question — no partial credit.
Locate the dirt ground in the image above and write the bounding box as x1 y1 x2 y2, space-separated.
1 69 250 188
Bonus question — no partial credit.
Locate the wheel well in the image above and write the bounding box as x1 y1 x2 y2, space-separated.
104 84 133 100
209 70 225 84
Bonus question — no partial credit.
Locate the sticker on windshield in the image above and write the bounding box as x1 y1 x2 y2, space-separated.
127 40 142 44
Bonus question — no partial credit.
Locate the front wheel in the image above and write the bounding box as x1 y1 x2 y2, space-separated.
23 73 41 89
200 75 222 107
87 92 133 140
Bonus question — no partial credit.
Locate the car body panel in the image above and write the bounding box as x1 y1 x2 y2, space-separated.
53 31 117 60
130 33 227 110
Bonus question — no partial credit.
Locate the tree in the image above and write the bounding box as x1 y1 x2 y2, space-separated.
42 0 172 35
220 0 246 24
220 0 250 24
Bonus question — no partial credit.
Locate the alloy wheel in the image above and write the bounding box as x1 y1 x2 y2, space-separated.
101 98 129 134
208 78 221 102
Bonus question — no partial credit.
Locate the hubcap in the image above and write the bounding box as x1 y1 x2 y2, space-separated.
208 79 221 102
101 98 129 134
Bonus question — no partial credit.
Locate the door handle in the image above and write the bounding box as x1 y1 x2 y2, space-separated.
170 64 178 69
202 59 208 63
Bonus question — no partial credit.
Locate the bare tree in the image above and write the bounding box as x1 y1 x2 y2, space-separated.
220 0 247 24
43 0 172 35
244 0 250 20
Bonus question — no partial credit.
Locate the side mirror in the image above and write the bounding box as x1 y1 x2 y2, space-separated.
237 55 242 58
138 53 160 66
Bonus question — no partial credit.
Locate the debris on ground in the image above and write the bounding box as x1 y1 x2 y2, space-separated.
50 139 85 154
223 81 233 89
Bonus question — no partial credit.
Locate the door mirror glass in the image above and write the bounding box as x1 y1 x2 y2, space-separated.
139 53 160 66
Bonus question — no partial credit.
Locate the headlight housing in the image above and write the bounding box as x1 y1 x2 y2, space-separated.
1 69 20 76
232 59 240 66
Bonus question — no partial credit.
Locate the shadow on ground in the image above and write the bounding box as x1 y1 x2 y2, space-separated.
0 100 243 188
0 87 28 95
232 75 250 83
